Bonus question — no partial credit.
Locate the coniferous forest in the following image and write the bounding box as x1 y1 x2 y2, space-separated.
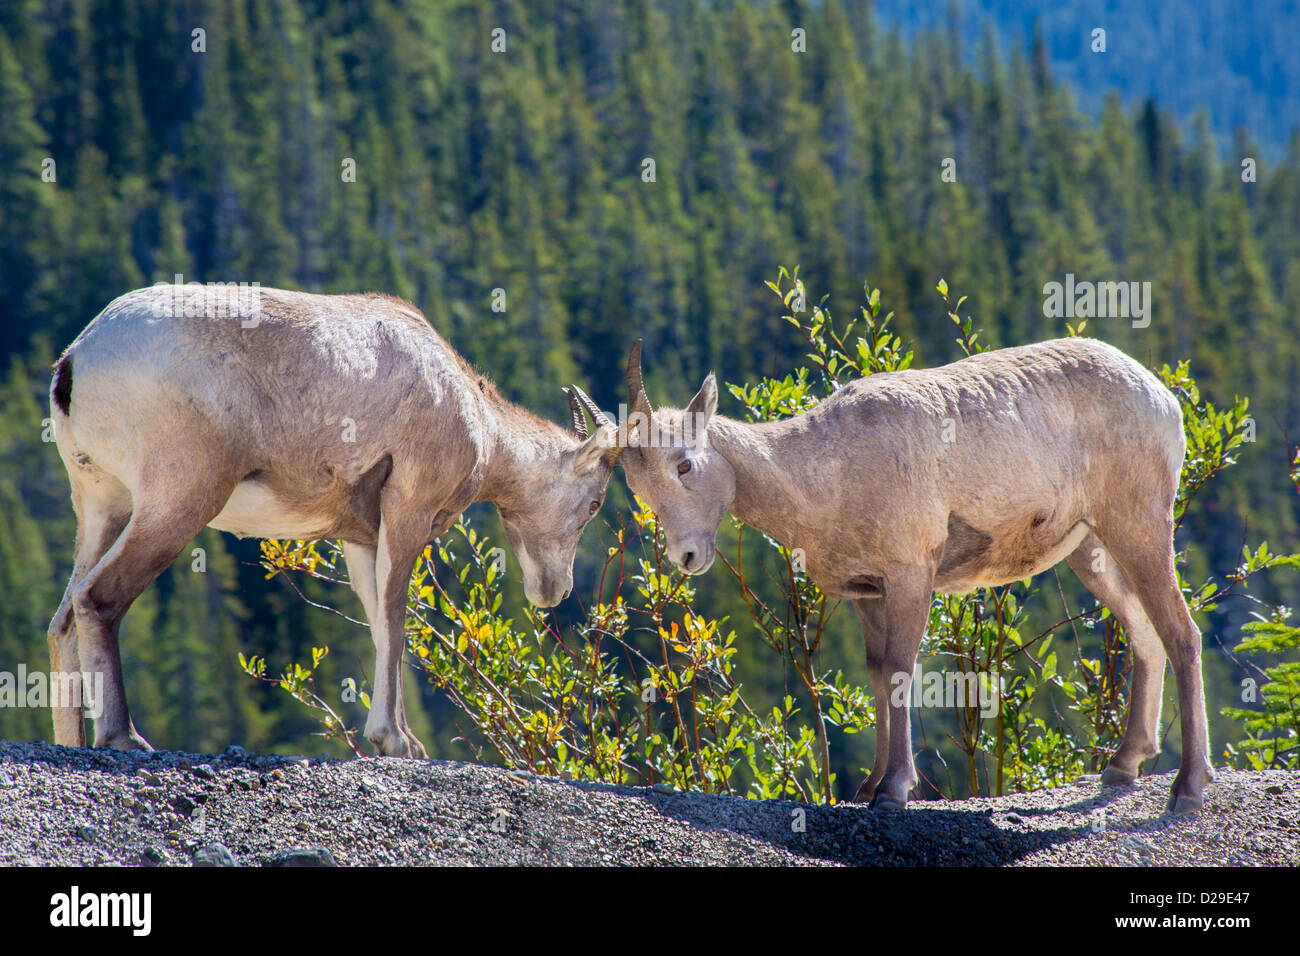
1 0 1298 798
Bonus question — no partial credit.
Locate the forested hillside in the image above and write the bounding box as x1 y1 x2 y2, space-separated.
1 0 1297 793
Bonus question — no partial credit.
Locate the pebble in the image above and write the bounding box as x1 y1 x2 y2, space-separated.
1122 835 1156 856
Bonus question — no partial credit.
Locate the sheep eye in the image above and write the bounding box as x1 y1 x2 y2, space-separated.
677 460 692 476
589 500 600 515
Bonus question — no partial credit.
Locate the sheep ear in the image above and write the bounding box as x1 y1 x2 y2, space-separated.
574 424 617 474
685 373 717 433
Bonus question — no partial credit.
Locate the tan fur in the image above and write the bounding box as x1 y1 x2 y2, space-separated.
606 337 1213 814
47 285 617 757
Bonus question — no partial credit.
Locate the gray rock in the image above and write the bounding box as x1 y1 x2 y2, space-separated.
1122 834 1156 856
267 847 338 867
193 843 238 867
172 794 198 816
139 846 169 867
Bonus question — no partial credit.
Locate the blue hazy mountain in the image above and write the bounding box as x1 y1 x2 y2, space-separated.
869 0 1299 154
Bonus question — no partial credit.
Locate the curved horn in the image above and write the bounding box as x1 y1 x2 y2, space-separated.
569 384 614 430
562 387 589 438
569 384 625 466
627 339 651 418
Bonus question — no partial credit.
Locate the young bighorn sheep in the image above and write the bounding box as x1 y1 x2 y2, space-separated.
578 339 1213 814
47 285 621 757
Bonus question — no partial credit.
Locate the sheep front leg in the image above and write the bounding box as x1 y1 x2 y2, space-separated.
868 567 934 810
362 503 427 758
852 597 890 801
344 540 428 759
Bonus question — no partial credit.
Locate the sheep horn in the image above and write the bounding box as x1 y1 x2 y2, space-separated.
627 339 651 418
562 387 589 438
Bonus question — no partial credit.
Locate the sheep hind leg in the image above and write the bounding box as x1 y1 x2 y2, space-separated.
1090 521 1214 815
1065 532 1165 786
72 474 237 751
48 476 132 747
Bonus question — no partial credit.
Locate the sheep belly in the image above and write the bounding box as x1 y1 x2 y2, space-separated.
208 480 334 540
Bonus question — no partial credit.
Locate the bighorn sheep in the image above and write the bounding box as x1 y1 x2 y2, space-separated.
576 338 1213 814
47 284 620 757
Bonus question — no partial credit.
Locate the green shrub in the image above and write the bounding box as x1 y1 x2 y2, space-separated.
251 270 1300 799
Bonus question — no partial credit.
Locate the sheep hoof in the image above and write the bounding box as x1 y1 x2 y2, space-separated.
97 729 153 752
1167 794 1202 816
365 723 413 758
869 792 908 811
1100 765 1136 786
403 732 428 760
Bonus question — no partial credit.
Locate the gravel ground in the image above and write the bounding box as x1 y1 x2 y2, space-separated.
0 739 1296 866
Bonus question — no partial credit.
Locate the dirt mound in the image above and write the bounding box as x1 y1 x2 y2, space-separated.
1 740 1295 866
